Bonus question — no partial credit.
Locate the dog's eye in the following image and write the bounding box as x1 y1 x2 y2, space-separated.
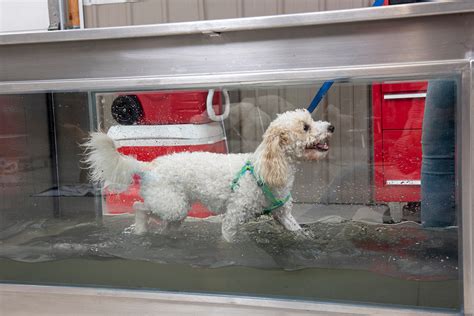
303 123 310 132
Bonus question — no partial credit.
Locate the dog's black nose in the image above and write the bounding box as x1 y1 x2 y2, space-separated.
328 125 335 133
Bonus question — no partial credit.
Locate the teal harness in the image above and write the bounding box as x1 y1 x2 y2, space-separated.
231 161 291 215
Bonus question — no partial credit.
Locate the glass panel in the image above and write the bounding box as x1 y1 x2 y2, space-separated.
0 78 460 310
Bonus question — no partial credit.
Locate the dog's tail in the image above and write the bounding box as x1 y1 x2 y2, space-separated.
83 132 147 189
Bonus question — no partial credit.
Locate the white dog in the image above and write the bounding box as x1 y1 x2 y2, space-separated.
85 109 334 242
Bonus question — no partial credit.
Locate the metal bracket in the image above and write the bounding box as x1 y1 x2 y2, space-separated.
48 0 65 30
83 0 139 5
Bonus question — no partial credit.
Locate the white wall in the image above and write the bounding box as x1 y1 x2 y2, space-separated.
0 0 49 32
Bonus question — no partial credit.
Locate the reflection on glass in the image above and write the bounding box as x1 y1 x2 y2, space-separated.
0 80 460 310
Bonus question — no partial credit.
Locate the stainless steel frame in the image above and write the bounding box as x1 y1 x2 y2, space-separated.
47 0 62 31
0 2 473 315
0 284 461 316
462 59 474 316
0 3 473 93
2 1 473 45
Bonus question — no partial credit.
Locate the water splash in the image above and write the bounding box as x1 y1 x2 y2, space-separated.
0 215 458 280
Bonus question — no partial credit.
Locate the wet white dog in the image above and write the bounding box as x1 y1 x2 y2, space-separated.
85 109 333 242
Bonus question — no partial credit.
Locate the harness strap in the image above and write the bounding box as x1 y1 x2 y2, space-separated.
231 161 291 214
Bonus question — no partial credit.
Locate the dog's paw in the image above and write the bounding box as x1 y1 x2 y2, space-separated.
295 227 315 240
132 223 148 235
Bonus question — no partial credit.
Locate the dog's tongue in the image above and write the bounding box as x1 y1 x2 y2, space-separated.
316 143 329 150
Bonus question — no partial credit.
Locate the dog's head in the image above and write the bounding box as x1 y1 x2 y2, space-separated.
256 109 334 187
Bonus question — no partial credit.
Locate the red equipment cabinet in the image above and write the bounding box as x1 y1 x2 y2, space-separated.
372 82 427 203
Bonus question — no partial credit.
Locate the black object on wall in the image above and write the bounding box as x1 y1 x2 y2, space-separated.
389 0 430 4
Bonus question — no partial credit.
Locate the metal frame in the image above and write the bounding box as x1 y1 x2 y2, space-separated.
47 0 67 31
461 59 474 316
0 4 473 93
0 2 473 315
3 1 474 45
0 284 461 316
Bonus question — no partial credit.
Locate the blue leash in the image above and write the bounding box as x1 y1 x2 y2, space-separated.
307 80 334 113
307 0 385 113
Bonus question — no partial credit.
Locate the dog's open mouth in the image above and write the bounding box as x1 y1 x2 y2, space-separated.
306 140 330 152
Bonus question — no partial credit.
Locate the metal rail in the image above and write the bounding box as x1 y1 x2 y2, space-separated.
0 2 473 45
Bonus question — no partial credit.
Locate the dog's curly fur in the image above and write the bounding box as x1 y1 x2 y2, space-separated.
84 109 333 242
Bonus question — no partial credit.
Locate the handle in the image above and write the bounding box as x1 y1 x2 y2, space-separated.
386 180 421 185
384 93 427 100
207 89 230 121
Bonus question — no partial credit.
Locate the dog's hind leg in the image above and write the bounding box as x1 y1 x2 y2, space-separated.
142 185 189 231
133 201 149 235
148 213 184 232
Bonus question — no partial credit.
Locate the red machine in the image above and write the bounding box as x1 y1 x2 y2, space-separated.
373 1 428 210
111 90 224 125
104 90 229 217
372 82 427 204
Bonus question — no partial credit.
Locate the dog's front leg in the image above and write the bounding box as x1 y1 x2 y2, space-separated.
222 203 252 242
272 205 301 232
273 206 316 239
222 215 240 243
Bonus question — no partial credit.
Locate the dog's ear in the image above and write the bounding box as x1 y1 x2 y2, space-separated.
259 128 289 188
